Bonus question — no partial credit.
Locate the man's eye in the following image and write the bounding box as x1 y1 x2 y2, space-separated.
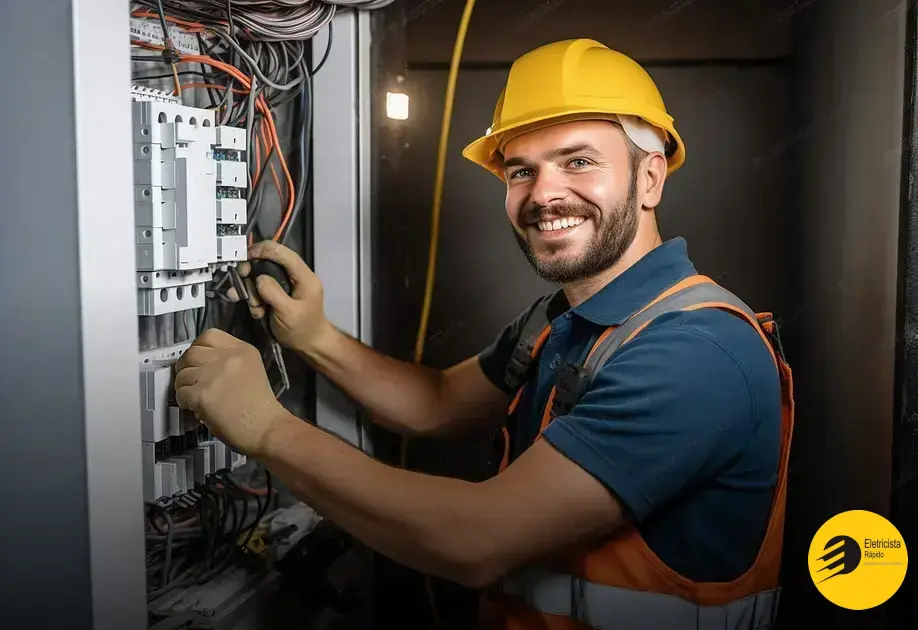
569 158 590 168
510 169 534 179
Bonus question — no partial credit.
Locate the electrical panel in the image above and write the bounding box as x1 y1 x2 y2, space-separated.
132 87 247 503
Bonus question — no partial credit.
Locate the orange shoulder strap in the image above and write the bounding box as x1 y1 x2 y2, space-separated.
591 275 778 370
540 275 783 431
498 294 555 472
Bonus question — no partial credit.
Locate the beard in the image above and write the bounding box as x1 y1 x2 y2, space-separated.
512 173 640 284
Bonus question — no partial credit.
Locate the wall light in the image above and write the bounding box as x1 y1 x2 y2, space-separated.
386 92 410 120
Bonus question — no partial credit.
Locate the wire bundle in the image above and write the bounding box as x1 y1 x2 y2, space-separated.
136 0 394 42
132 2 315 243
130 0 333 336
144 470 275 603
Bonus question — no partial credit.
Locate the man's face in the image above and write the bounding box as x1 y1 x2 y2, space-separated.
501 120 641 284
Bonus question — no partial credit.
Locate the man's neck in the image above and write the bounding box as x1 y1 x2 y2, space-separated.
562 230 664 308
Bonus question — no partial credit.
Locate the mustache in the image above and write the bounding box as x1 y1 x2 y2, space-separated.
521 201 598 226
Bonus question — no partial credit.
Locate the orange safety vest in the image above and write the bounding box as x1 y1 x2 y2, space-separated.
483 274 795 630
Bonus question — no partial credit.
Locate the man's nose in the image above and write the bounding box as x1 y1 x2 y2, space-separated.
528 167 568 208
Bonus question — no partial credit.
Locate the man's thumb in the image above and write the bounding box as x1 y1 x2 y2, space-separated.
255 275 291 309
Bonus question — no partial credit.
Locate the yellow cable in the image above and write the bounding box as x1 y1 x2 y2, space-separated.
401 1 477 627
413 0 477 366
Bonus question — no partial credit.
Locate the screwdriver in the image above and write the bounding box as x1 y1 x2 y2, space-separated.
227 262 291 398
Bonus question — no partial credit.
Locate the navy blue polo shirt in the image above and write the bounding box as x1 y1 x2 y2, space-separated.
478 237 782 582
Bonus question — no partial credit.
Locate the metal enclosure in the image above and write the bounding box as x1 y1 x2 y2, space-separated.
312 9 375 452
0 1 374 627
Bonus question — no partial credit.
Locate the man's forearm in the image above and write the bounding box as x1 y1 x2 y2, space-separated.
298 321 453 436
258 411 494 587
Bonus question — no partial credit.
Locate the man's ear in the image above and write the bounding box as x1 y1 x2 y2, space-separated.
641 153 667 209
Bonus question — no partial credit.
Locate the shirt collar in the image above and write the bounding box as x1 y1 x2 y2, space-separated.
545 237 698 326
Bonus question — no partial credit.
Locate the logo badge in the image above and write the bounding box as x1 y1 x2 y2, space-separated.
808 510 908 610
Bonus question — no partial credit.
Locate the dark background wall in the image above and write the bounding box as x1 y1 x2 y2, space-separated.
367 0 910 628
787 1 908 627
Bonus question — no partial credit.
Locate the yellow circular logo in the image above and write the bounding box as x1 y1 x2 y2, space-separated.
808 509 908 610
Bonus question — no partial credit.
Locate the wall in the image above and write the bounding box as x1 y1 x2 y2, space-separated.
400 0 793 64
785 0 906 627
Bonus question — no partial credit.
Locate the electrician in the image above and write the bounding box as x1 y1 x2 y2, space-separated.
174 39 794 629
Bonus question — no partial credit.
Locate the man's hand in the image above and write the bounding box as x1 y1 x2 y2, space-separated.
229 241 332 356
174 328 289 457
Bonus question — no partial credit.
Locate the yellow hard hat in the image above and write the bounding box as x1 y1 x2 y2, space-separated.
461 38 685 181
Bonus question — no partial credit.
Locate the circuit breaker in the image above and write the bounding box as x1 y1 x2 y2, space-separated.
132 86 248 502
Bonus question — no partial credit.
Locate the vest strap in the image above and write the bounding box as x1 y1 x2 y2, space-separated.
551 280 765 419
584 281 758 379
503 295 555 391
503 568 781 630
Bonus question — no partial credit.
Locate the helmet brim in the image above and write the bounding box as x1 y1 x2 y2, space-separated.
462 108 686 181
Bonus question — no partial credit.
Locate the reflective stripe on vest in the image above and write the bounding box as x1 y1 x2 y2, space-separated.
493 275 794 630
503 568 781 630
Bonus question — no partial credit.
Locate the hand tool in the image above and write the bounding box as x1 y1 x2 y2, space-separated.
228 263 291 398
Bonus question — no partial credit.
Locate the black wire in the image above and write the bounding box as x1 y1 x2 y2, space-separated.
240 471 272 551
225 0 235 37
313 20 333 74
214 484 235 560
202 485 223 569
144 502 174 589
145 504 166 535
227 489 240 541
196 33 222 107
132 69 220 82
154 0 171 40
281 66 312 245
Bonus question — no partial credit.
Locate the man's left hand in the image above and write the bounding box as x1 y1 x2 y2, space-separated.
174 328 287 457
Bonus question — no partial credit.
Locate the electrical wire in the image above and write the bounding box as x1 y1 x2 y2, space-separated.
281 59 312 245
411 0 476 362
145 502 175 588
144 470 276 602
312 20 333 74
154 0 183 95
134 0 336 42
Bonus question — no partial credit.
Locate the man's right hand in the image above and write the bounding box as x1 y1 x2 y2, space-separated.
230 240 333 356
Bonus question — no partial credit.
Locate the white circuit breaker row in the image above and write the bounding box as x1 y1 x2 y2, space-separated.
132 87 249 503
138 342 246 502
142 437 246 502
132 93 249 317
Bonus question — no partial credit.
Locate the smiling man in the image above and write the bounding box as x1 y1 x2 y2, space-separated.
174 39 794 630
